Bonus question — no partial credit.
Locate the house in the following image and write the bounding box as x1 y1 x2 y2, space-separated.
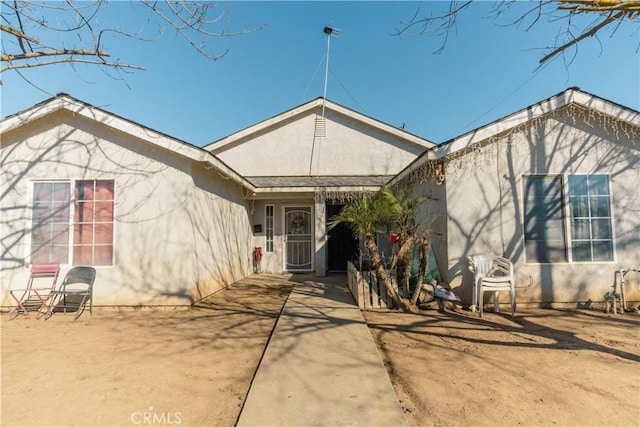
203 98 434 275
1 95 255 305
390 87 640 306
1 88 638 308
0 95 432 306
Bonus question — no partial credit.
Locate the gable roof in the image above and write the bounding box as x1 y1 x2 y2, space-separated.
1 93 255 192
391 87 640 185
203 97 435 153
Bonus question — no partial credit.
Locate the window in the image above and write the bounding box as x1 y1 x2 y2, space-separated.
524 176 567 262
524 175 613 263
31 180 114 266
568 175 613 262
31 182 71 264
265 205 274 252
73 180 114 266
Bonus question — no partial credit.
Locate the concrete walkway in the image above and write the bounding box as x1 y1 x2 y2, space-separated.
237 275 407 427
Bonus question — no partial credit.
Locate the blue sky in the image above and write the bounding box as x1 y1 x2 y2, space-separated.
1 1 638 146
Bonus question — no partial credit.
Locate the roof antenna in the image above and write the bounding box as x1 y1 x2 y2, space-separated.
322 26 341 118
310 26 341 177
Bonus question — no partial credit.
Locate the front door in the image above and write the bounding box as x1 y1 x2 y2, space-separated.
327 204 359 271
284 207 313 271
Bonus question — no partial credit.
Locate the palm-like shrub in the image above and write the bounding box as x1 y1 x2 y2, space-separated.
329 186 431 311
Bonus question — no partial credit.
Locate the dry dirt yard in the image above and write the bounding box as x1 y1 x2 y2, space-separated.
363 306 640 427
2 273 639 427
1 274 294 427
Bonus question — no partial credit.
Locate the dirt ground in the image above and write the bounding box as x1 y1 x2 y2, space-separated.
2 274 639 427
1 274 294 427
363 306 640 427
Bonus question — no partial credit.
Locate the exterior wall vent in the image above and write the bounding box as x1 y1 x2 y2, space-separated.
314 115 327 138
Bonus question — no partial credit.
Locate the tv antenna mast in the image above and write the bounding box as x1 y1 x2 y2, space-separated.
321 26 341 118
310 26 341 177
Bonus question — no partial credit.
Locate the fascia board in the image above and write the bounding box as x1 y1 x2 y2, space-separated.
1 95 205 161
392 88 640 184
204 99 324 152
205 98 435 153
77 106 255 190
430 88 639 160
326 101 435 149
1 97 67 134
1 95 255 192
254 185 382 194
570 90 640 125
66 99 208 162
430 91 572 159
204 154 256 192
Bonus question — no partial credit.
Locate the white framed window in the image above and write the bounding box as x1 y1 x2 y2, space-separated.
523 174 614 263
30 179 115 266
265 205 274 252
72 180 115 266
567 175 613 262
31 182 72 264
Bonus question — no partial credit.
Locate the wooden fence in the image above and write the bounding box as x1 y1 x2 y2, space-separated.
347 261 398 310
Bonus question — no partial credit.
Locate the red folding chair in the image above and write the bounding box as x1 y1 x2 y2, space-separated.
8 263 61 320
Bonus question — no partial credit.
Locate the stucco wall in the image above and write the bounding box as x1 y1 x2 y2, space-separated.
249 198 316 273
431 107 640 305
1 111 253 306
214 109 424 177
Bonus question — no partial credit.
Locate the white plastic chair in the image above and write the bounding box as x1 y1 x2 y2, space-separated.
468 255 515 318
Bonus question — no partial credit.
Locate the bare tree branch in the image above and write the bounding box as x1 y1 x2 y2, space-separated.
540 10 627 62
396 0 639 63
0 0 263 81
1 58 145 73
2 48 110 62
557 0 640 12
0 24 41 44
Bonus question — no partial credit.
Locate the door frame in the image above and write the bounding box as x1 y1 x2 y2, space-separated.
282 204 314 272
326 203 358 272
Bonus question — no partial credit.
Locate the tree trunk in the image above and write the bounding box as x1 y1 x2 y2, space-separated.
390 235 415 301
402 258 411 301
396 238 412 300
411 238 430 306
364 236 412 312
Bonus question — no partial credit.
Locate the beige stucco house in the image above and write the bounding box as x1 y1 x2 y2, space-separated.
203 98 434 276
1 88 638 308
1 96 256 305
0 95 433 306
391 88 640 306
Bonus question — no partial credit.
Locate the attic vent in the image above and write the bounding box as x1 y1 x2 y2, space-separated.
314 116 326 138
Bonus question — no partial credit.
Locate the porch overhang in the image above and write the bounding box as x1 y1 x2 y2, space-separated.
246 175 392 200
250 186 384 200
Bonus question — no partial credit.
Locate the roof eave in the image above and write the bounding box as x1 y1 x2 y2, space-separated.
391 87 640 186
1 94 256 193
254 185 382 194
204 97 435 153
1 96 67 134
432 88 640 159
203 98 325 152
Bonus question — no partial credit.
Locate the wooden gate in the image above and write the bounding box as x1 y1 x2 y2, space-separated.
347 262 398 310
